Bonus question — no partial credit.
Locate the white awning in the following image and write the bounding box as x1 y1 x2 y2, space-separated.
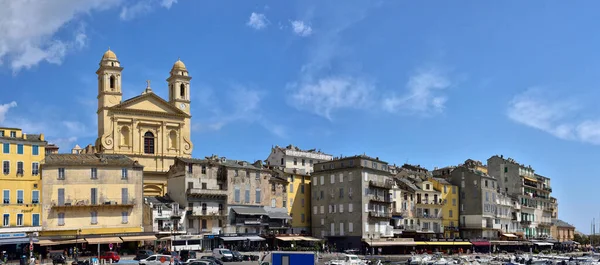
297 236 321 242
221 237 245 241
85 237 122 244
246 236 265 241
534 242 554 246
37 239 81 246
276 237 300 241
120 235 157 242
503 233 518 238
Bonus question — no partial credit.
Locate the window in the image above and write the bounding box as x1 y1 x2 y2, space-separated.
2 214 8 226
301 184 305 194
91 188 97 205
234 188 240 203
32 214 39 226
32 190 39 204
320 206 324 214
180 83 186 97
504 167 508 173
91 212 98 224
309 160 313 165
17 190 23 204
121 212 128 223
312 177 317 186
339 173 344 183
110 75 115 89
143 131 155 154
32 162 39 175
32 145 39 155
349 172 353 181
120 168 128 179
91 168 97 179
452 186 456 194
339 204 344 213
255 189 261 203
320 176 324 185
201 219 207 229
58 188 65 206
452 198 456 206
245 189 250 203
348 203 353 212
16 161 23 175
485 192 489 202
313 206 317 215
58 168 65 179
349 222 354 232
301 198 305 207
289 183 294 193
3 161 9 175
339 188 344 198
280 158 284 165
122 188 128 204
331 223 335 235
9 131 15 137
485 180 488 187
449 210 453 218
17 144 23 154
2 143 8 154
255 171 260 180
2 190 8 204
0 131 3 137
340 222 344 236
426 184 430 190
443 186 447 193
58 213 65 226
301 213 305 222
302 159 305 166
293 158 297 165
201 165 206 174
282 200 286 208
271 199 276 208
330 175 334 184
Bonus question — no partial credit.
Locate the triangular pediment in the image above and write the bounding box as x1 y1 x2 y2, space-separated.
110 92 188 117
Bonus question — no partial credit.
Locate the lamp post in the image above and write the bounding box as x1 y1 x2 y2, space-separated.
368 233 374 255
75 229 81 262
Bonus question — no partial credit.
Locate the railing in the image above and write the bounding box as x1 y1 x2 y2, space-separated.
404 225 421 231
415 213 442 219
187 210 227 217
523 182 537 188
543 187 552 192
51 198 135 208
368 211 392 219
369 180 393 189
268 222 291 228
445 226 459 232
415 200 444 205
235 218 264 225
520 220 532 226
369 195 392 203
187 188 228 197
158 226 185 232
539 221 552 226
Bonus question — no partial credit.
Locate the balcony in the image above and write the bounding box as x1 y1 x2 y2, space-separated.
445 226 459 232
415 213 442 219
523 182 537 189
187 210 227 219
520 220 532 226
235 217 265 226
543 187 552 192
268 222 291 229
539 221 552 227
51 198 135 208
187 188 227 198
368 211 392 219
369 195 392 204
158 225 186 233
369 180 393 189
404 225 421 231
415 200 444 206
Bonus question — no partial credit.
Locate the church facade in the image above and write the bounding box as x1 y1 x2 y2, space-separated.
95 49 193 196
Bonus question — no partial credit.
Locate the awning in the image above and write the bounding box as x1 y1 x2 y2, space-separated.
369 241 416 246
0 237 37 246
534 242 554 246
502 234 518 238
267 212 292 219
491 241 523 245
120 235 157 242
246 236 265 241
415 241 472 246
37 239 81 246
276 237 299 241
471 241 491 247
221 237 246 241
231 207 268 216
297 236 321 242
523 176 537 182
85 237 122 244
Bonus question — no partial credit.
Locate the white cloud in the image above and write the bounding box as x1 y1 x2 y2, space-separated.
290 20 313 37
246 12 269 30
160 0 177 9
507 88 600 145
0 101 17 123
0 0 123 72
120 1 154 21
288 76 374 120
383 69 451 115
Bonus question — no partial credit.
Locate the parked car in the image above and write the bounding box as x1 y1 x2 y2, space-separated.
188 261 212 265
139 255 172 265
231 251 243 262
199 256 223 265
99 252 120 263
134 250 154 261
211 249 233 262
179 250 196 262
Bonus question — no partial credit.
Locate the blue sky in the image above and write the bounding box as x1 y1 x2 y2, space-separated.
1 0 599 233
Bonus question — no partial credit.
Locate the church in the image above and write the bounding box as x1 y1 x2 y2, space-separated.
94 49 193 196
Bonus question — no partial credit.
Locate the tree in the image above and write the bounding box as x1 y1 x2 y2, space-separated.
574 234 589 245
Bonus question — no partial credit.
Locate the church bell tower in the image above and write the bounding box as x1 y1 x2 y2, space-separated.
167 58 191 115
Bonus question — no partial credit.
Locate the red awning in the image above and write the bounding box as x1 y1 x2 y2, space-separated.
471 241 490 247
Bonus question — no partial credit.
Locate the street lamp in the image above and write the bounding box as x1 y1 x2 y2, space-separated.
368 233 374 255
75 229 81 262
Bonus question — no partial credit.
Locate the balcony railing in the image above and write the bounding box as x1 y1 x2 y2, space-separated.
521 220 532 226
369 195 392 203
158 226 185 232
187 210 227 218
187 188 228 198
268 222 291 228
415 213 442 219
415 199 444 206
369 180 393 189
368 211 392 219
235 218 265 225
539 221 552 226
445 226 459 232
51 198 135 208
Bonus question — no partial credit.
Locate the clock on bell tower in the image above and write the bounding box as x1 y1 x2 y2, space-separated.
167 58 192 115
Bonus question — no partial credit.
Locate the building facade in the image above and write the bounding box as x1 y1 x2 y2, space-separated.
266 145 333 174
40 154 144 238
430 178 459 238
413 180 444 237
94 49 193 196
271 167 311 234
551 219 575 242
143 196 186 235
311 155 394 251
0 127 47 245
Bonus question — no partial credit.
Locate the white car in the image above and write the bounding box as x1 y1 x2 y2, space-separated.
139 255 173 265
211 248 233 262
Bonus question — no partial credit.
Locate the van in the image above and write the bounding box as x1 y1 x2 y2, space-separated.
211 248 233 262
139 254 172 265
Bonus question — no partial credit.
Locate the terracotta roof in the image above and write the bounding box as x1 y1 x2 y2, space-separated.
552 219 575 228
431 177 450 185
44 154 142 167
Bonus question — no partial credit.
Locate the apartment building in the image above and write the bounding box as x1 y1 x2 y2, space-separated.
271 167 311 234
40 154 145 244
0 127 47 245
487 155 555 239
311 155 394 251
142 196 186 235
447 165 500 239
430 178 460 238
413 180 444 237
266 144 333 174
551 219 575 242
395 178 418 235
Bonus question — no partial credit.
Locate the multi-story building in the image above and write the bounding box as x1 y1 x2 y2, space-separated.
487 155 555 239
395 178 418 235
311 155 394 251
551 219 575 242
447 164 499 239
142 196 186 235
167 156 289 249
90 49 194 196
271 167 311 234
413 180 444 238
266 145 333 174
396 164 430 180
495 193 520 235
430 178 459 238
40 154 145 244
0 127 47 245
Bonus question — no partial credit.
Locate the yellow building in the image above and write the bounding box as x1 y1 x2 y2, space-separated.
429 177 460 238
0 127 46 244
40 154 145 243
272 168 311 234
94 49 193 196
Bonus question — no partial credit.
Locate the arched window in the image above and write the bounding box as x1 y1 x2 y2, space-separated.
180 83 185 98
109 75 116 90
144 132 154 154
201 203 207 214
120 126 130 146
169 130 177 149
170 84 174 97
